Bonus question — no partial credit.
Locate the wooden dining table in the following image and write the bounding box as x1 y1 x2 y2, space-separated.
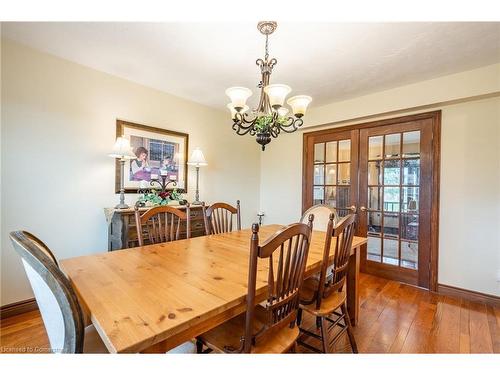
60 224 367 353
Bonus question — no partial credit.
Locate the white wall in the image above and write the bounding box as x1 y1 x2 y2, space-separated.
260 65 500 296
1 39 261 306
439 98 500 294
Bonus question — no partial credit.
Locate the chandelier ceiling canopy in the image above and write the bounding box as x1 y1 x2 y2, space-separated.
226 21 312 151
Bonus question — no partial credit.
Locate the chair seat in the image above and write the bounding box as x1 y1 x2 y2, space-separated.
199 304 299 353
83 325 108 353
299 288 346 317
299 275 320 302
300 270 335 300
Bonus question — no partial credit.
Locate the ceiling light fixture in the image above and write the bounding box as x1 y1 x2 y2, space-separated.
225 21 312 151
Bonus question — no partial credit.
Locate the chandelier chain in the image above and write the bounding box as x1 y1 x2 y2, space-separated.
265 34 269 61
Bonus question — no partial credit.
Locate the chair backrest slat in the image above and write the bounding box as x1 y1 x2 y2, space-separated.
135 205 191 246
203 201 241 235
240 215 314 353
9 231 85 353
331 214 356 291
301 213 357 311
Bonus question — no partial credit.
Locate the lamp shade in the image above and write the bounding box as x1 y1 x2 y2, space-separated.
287 95 312 118
277 106 289 117
225 87 252 110
187 148 207 166
109 137 136 159
264 84 291 109
227 103 249 120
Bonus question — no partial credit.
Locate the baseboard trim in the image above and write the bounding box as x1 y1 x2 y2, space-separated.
0 298 38 320
437 284 500 307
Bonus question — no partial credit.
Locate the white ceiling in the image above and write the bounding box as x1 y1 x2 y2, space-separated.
2 22 499 110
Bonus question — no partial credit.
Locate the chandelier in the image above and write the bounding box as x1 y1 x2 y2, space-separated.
225 21 312 151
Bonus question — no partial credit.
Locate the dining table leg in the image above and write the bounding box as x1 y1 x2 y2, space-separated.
347 245 360 326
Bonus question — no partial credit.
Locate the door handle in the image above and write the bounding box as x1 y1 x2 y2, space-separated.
348 205 357 213
360 206 367 212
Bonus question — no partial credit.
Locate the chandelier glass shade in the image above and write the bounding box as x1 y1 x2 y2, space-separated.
225 21 312 151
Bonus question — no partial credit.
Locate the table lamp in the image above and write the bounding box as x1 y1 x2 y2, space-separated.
187 148 207 205
109 136 136 209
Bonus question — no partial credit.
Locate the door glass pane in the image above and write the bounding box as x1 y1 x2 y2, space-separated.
313 186 324 205
367 236 381 262
401 241 418 269
403 159 420 185
368 136 383 160
325 186 336 206
383 160 400 185
401 214 419 241
367 212 382 235
336 187 350 208
383 213 399 238
401 187 419 213
326 141 337 162
403 131 420 158
368 187 381 210
314 165 324 185
314 143 325 163
336 208 351 218
338 140 351 162
325 164 336 185
368 161 382 185
385 133 401 158
337 163 350 185
383 187 400 212
383 238 399 265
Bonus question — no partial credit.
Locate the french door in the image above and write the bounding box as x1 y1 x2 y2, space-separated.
303 112 440 290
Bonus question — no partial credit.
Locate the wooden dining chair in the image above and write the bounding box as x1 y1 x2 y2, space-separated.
297 213 358 353
300 204 339 232
300 205 340 312
135 204 191 246
202 200 241 235
9 231 108 353
196 215 314 353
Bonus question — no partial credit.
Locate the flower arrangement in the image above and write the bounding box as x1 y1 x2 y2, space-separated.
138 188 183 206
254 114 287 133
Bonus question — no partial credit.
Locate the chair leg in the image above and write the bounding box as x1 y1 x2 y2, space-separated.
319 317 330 353
297 308 303 326
341 303 358 353
196 338 204 353
316 316 322 330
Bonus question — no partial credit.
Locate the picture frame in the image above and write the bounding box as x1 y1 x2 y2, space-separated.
115 119 189 194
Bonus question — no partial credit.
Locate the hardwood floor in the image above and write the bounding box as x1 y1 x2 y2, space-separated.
0 310 51 353
298 273 499 353
1 273 498 354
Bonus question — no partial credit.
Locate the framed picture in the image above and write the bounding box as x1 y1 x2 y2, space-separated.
115 119 189 193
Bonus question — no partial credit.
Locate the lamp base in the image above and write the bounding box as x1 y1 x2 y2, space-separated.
191 200 203 206
115 202 130 209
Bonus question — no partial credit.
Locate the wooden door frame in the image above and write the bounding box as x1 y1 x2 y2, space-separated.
302 110 441 291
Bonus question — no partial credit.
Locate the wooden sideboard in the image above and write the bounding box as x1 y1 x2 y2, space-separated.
106 204 206 251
